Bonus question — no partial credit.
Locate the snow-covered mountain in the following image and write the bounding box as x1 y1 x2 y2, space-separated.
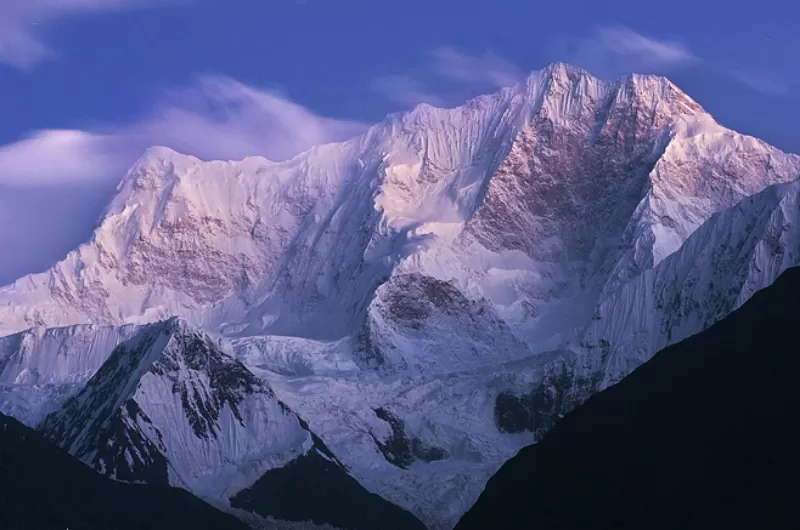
1 63 799 529
3 64 797 345
584 176 800 387
1 318 425 529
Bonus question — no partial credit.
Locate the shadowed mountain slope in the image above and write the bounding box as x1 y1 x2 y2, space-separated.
457 266 800 530
0 411 249 530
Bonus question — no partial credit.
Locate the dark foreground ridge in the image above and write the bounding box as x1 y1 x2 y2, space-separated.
457 266 800 530
0 411 248 530
231 417 428 530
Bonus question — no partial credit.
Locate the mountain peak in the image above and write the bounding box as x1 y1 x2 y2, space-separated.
524 63 704 120
125 146 195 176
616 71 703 112
113 145 197 202
538 61 592 80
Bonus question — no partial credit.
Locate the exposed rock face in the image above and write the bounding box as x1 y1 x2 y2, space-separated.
494 363 597 439
372 407 449 468
469 71 686 265
358 274 528 375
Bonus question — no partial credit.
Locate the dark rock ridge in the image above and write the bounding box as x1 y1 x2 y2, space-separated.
149 326 265 439
457 266 800 530
493 361 599 439
372 407 448 469
231 415 428 530
0 411 247 530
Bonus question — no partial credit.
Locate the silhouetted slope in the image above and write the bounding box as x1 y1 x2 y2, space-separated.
232 448 428 530
0 412 248 530
457 267 800 530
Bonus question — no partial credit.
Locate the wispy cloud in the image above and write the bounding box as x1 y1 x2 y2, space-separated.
727 69 798 97
371 46 524 109
0 0 180 69
553 26 699 78
0 75 367 186
556 26 796 99
125 76 366 165
428 46 524 89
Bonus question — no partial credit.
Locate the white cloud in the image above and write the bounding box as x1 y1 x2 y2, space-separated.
0 0 179 69
554 26 699 78
0 75 367 186
0 130 121 184
371 46 524 109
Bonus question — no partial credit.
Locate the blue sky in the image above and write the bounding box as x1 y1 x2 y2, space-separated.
0 0 797 283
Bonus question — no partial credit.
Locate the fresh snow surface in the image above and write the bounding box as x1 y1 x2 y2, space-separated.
1 63 799 529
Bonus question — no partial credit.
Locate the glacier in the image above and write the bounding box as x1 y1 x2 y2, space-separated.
1 62 799 529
